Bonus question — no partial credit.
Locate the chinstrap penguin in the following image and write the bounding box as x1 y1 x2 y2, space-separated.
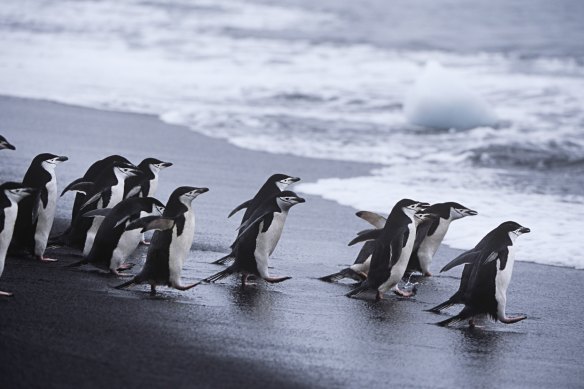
115 186 208 296
346 199 431 301
433 221 530 327
10 153 68 262
200 191 305 287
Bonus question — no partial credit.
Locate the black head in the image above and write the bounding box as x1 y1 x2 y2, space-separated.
497 221 531 235
0 181 36 202
0 135 15 150
32 153 68 166
277 190 306 208
138 158 173 171
140 196 166 215
170 186 209 205
268 174 301 190
112 160 142 177
102 155 130 164
427 202 478 219
393 199 429 215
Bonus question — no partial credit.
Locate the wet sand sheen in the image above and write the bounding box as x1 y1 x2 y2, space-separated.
0 96 582 388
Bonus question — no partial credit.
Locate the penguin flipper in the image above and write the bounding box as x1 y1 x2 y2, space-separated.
440 249 482 273
436 307 473 327
355 211 386 229
228 199 253 218
348 229 382 246
126 216 176 232
61 179 94 197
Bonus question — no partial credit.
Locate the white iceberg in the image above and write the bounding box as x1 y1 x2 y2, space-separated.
404 61 497 130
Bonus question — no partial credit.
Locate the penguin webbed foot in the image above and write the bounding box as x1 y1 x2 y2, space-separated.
393 285 417 298
0 290 14 297
37 255 58 263
110 269 134 277
500 315 527 324
174 282 200 291
117 263 135 271
375 291 384 301
263 276 291 284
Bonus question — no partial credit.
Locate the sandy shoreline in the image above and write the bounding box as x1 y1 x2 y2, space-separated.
0 95 582 388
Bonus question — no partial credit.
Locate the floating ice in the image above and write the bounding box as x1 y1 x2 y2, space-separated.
404 61 498 130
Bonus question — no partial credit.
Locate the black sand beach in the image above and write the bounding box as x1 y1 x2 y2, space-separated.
0 95 582 388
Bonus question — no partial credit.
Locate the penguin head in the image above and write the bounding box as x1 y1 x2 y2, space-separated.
396 199 430 217
0 135 15 150
1 182 36 202
270 174 301 191
276 190 306 210
36 153 68 171
114 161 141 178
499 221 531 236
414 212 439 225
139 158 173 173
140 197 166 216
173 186 209 205
444 202 478 220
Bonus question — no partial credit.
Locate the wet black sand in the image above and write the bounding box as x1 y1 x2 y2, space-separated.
0 95 582 388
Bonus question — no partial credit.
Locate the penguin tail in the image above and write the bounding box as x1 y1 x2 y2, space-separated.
346 282 370 298
212 253 235 266
203 267 235 283
319 268 366 283
427 299 456 314
436 315 463 327
114 277 137 290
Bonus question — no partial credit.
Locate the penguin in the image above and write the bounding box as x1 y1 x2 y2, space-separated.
213 174 300 265
431 221 530 327
50 155 131 249
0 135 15 150
67 197 165 275
346 199 431 301
124 158 173 199
199 191 305 287
62 161 141 256
406 202 477 276
115 186 208 296
10 153 68 261
0 183 35 296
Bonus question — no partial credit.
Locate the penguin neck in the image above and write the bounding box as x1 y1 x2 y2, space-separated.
113 169 128 185
41 161 57 177
507 231 519 244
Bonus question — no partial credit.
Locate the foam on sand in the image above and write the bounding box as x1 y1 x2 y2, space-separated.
404 61 498 130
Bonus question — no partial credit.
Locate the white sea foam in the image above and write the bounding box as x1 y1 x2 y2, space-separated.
0 0 583 268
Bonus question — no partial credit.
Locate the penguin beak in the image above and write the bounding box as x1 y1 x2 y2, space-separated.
195 187 209 194
161 162 173 168
21 187 37 196
519 227 531 234
57 156 69 162
465 209 478 216
295 196 306 203
290 177 301 183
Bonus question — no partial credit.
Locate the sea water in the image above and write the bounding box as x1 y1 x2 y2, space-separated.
0 0 583 267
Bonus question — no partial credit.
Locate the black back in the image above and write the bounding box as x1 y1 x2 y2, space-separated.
85 197 164 268
357 199 417 289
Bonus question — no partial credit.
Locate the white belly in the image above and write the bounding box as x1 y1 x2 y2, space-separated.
495 244 516 320
168 210 195 287
254 212 287 278
417 219 451 273
379 223 417 292
147 176 159 197
107 181 125 208
83 217 103 257
110 229 141 270
0 203 18 277
34 177 57 257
